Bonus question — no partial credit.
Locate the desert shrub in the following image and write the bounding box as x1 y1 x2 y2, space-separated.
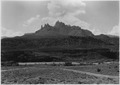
114 66 118 68
64 62 73 66
78 81 83 84
97 68 101 72
38 77 46 84
1 61 19 66
51 63 57 66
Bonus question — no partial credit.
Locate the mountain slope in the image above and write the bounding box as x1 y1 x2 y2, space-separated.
1 21 119 62
2 21 118 51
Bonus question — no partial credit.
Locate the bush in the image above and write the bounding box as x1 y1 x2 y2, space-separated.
97 68 101 72
64 62 73 66
51 63 57 66
114 66 118 68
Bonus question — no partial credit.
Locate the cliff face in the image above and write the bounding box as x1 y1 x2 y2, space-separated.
32 21 94 37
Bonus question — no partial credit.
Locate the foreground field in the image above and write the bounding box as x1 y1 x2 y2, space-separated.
66 62 119 76
1 62 119 84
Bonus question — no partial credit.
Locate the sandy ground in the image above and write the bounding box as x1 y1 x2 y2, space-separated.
1 63 119 84
65 62 119 76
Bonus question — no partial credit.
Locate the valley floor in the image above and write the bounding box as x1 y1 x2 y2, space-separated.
1 62 119 84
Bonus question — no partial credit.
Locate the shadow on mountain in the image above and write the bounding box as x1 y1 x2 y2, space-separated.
1 21 119 63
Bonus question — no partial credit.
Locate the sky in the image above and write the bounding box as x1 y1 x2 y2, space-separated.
1 0 119 37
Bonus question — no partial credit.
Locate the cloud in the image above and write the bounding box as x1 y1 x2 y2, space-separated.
47 0 86 17
1 27 23 37
107 25 119 36
23 15 40 27
41 14 90 30
40 0 89 30
22 0 99 35
90 28 102 35
22 0 88 32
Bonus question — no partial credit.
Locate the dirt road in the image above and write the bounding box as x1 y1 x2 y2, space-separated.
61 68 119 79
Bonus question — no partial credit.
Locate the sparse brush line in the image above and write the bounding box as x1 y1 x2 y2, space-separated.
1 67 48 72
61 68 119 79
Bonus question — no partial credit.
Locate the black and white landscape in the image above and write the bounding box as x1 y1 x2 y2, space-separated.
1 0 119 84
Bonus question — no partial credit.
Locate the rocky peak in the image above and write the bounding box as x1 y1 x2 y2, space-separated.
41 23 53 30
54 20 65 27
35 23 53 33
35 21 94 37
71 26 81 30
44 23 51 27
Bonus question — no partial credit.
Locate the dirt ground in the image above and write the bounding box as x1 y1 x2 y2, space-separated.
65 62 119 76
1 62 119 84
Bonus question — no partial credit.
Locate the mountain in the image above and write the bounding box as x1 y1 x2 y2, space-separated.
95 34 119 51
1 36 7 39
24 21 94 37
107 34 119 38
2 21 119 51
1 21 119 62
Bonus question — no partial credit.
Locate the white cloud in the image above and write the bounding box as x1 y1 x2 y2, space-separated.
40 0 89 30
41 14 90 30
59 14 90 30
22 0 89 32
1 27 23 37
47 0 86 17
107 25 119 36
22 0 101 35
90 28 102 35
23 15 40 27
